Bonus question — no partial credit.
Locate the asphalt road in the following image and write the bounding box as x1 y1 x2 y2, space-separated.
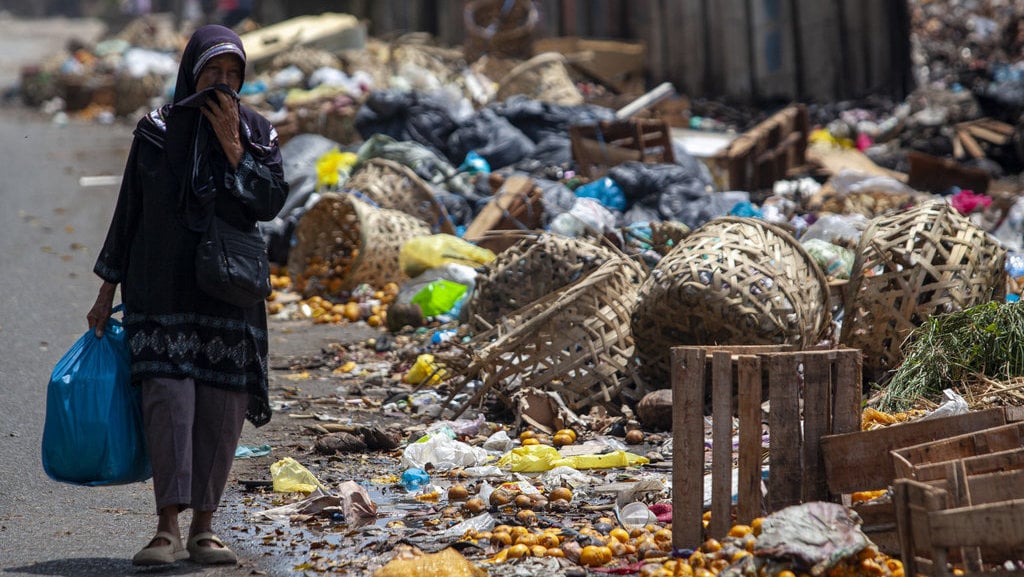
0 17 263 577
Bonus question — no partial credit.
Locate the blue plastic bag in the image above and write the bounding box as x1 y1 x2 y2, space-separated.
41 305 151 486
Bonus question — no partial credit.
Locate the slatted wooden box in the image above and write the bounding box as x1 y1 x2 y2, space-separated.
893 436 1024 577
670 346 861 549
570 119 675 178
820 408 1011 554
711 104 810 193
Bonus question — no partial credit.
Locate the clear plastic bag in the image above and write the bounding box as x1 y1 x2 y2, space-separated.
41 305 151 486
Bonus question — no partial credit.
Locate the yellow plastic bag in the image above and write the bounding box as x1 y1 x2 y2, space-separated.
270 457 328 494
404 354 447 386
374 547 486 577
399 234 496 278
552 450 649 470
496 444 563 473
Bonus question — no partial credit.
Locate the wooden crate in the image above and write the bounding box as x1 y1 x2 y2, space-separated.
711 104 809 193
670 346 861 549
892 422 1024 481
570 119 674 179
894 476 1024 577
819 409 1010 554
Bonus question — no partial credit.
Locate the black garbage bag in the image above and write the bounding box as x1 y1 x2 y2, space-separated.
491 95 616 143
262 133 344 265
355 90 459 158
434 190 475 228
534 177 576 226
609 161 715 229
447 108 535 170
527 134 574 168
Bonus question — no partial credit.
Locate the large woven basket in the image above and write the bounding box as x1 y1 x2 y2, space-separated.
443 256 647 416
840 201 1006 378
496 52 584 105
463 0 538 62
632 217 831 386
345 158 455 234
466 232 618 331
288 192 431 296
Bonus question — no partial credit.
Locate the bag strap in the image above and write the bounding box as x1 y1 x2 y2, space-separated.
108 303 126 330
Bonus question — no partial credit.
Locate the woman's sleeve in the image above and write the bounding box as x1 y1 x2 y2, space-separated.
226 126 289 221
93 138 143 284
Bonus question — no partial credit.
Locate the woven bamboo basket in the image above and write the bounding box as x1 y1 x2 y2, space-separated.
443 256 647 416
466 232 618 331
840 201 1006 378
496 52 584 105
463 0 538 62
345 158 455 234
632 217 831 386
288 192 431 296
113 72 163 117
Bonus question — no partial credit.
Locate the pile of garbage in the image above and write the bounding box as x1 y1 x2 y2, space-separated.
18 5 1024 575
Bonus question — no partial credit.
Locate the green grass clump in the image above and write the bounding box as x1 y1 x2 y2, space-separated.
880 301 1024 412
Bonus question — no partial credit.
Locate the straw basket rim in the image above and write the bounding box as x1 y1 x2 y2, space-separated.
497 52 570 86
464 0 539 41
705 216 831 293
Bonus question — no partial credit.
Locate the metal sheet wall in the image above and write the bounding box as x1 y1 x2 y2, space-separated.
255 0 912 103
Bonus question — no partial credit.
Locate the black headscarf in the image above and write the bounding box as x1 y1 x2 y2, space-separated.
134 25 281 232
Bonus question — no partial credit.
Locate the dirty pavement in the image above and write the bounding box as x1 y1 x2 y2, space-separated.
15 0 1024 576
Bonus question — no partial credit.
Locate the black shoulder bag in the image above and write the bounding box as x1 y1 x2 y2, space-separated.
195 216 272 307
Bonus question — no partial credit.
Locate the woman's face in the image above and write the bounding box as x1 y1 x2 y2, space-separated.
195 53 243 92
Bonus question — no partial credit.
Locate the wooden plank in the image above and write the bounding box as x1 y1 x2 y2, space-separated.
736 355 763 525
802 352 830 502
929 499 1024 549
673 347 707 550
768 353 801 511
711 352 733 540
645 0 666 86
832 349 862 435
672 0 706 97
966 124 1010 146
966 468 1024 505
892 422 1024 477
915 447 1024 483
534 0 560 37
462 176 535 241
820 408 1008 494
959 129 986 159
839 0 867 97
705 0 751 98
793 0 841 101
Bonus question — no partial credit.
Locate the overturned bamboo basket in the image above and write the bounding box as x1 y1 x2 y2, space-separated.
496 52 584 105
632 217 832 387
466 232 618 331
463 0 538 62
840 200 1006 379
288 192 431 296
444 256 648 417
345 158 455 234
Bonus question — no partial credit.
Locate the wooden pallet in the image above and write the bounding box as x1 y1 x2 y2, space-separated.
712 104 810 193
670 346 861 549
570 119 674 178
